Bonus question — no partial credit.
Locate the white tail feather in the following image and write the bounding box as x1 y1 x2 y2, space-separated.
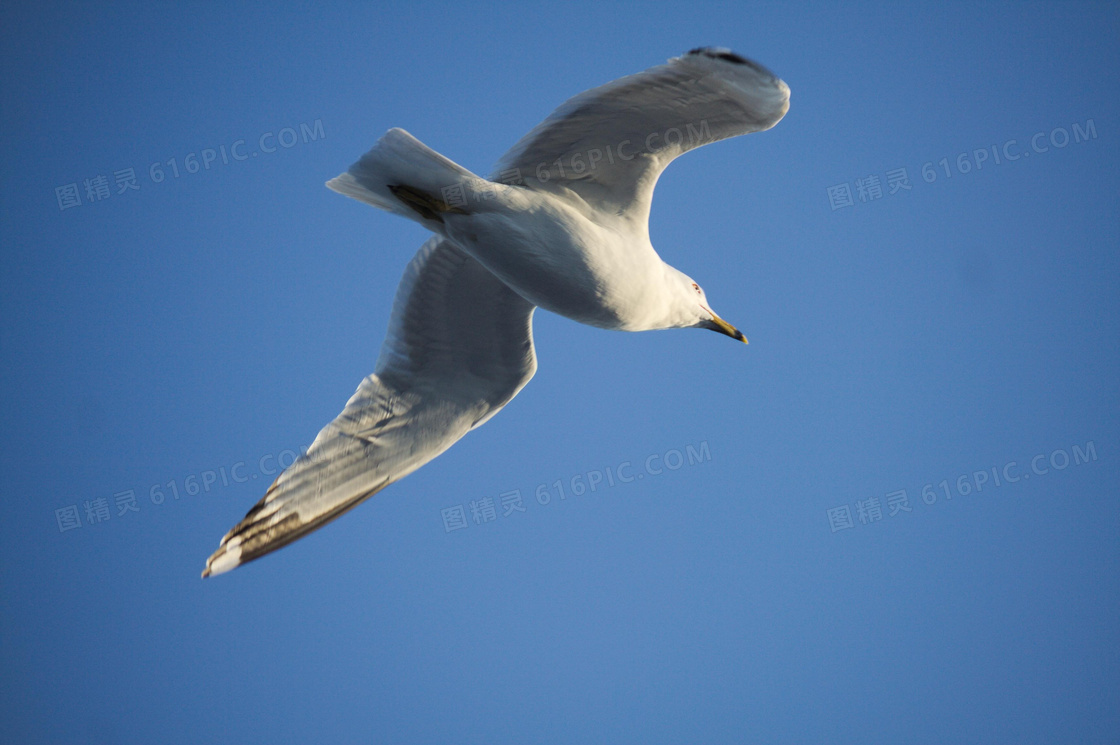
326 128 486 229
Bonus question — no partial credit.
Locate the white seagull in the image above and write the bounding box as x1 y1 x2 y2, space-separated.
203 47 790 577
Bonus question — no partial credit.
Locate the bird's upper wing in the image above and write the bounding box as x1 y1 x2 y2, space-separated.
492 47 790 225
203 237 536 576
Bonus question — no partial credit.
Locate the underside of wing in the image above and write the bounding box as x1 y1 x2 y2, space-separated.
203 237 536 576
493 47 790 223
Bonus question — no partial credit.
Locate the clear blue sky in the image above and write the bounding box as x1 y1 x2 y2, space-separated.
2 2 1117 743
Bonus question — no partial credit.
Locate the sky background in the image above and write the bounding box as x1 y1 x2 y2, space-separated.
2 2 1117 743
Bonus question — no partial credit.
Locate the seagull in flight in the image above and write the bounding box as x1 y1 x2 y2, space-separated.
202 48 790 577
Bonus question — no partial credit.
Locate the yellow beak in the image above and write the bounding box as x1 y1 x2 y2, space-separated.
704 314 748 344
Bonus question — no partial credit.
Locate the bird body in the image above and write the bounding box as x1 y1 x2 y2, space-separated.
203 47 790 577
334 130 673 332
439 193 672 331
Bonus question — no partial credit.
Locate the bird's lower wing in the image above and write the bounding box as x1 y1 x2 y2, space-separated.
492 47 790 225
203 237 536 576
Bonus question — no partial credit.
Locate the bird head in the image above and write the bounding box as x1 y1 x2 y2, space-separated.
664 268 747 343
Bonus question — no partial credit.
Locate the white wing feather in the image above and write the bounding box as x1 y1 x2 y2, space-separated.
203 238 536 576
493 47 790 224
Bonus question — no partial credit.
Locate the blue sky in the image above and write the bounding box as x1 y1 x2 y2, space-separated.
2 2 1117 743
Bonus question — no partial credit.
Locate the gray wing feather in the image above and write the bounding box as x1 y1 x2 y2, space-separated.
493 48 790 223
203 237 536 576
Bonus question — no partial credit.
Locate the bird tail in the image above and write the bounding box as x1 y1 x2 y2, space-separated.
326 128 488 230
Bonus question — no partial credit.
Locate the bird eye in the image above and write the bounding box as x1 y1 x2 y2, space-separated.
691 283 701 294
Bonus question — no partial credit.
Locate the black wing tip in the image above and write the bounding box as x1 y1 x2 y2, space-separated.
688 47 749 65
686 47 775 76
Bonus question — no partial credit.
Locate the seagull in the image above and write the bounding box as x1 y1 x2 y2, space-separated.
202 47 790 577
